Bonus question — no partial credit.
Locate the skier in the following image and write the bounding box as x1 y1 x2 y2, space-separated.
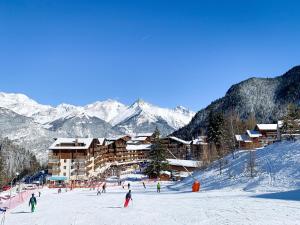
97 188 101 196
38 191 41 197
102 182 106 193
142 181 146 190
127 183 130 190
157 182 161 193
0 207 7 213
122 182 125 189
29 193 37 213
124 190 132 208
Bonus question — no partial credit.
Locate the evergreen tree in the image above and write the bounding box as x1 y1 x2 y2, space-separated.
282 104 300 140
207 111 226 174
145 128 168 178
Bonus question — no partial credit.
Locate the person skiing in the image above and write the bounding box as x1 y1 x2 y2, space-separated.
142 181 146 190
0 207 7 213
124 190 132 208
102 182 106 193
157 182 161 193
29 193 37 212
127 183 130 190
97 188 101 196
38 191 41 197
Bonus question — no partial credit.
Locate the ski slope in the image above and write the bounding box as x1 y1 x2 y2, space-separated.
171 141 300 193
2 182 300 225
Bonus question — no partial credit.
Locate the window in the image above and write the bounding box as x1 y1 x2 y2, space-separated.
63 166 66 169
63 172 66 176
71 166 74 169
64 159 67 163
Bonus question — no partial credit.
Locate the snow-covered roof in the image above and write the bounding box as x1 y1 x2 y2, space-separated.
246 130 262 138
235 134 252 143
256 124 278 131
135 133 154 137
167 159 200 168
98 138 105 145
168 136 192 145
49 138 94 150
131 136 148 141
106 135 130 141
192 137 208 145
160 171 171 176
126 144 152 151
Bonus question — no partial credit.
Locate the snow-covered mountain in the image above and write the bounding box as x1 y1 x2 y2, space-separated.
112 99 195 135
0 92 195 160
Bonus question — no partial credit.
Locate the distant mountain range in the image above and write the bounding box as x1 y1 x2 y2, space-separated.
0 92 195 161
173 66 300 140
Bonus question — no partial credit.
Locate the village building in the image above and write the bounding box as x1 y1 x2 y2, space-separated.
48 138 99 184
254 124 278 144
161 136 192 160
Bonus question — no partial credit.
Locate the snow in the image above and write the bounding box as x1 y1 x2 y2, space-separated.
49 138 94 150
3 182 300 225
126 144 152 151
246 129 262 138
167 159 201 168
171 141 300 193
256 124 278 131
235 134 252 142
110 99 195 129
131 136 148 141
168 136 192 145
135 133 154 137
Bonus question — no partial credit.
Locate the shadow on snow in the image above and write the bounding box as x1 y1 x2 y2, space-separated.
253 189 300 202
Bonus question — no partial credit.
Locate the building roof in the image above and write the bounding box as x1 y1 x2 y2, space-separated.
49 138 94 150
168 136 192 145
246 130 262 138
131 136 148 141
167 159 200 168
256 124 278 131
126 144 152 151
98 138 106 145
135 133 154 137
192 137 208 145
235 134 252 143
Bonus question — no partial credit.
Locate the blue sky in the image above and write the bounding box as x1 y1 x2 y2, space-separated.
0 0 299 111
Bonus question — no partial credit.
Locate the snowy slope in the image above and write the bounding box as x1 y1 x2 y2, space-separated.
171 141 300 192
4 182 300 225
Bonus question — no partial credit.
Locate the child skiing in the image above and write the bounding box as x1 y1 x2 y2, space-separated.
29 193 37 213
157 182 161 193
124 190 132 208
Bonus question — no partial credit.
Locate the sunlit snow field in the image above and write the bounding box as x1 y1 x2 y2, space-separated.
3 182 300 225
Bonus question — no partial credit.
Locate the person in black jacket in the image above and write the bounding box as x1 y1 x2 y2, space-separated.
29 194 37 212
124 190 132 208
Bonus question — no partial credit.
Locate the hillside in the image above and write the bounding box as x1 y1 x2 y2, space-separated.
170 141 300 192
173 66 300 139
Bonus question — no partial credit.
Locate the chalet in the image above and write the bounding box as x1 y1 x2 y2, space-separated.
161 136 192 160
191 136 209 161
254 124 278 144
235 134 254 149
48 138 99 183
167 159 201 172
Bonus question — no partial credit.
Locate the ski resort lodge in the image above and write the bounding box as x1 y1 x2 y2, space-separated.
47 134 208 185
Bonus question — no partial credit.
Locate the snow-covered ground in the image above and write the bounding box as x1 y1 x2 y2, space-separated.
3 141 300 225
171 141 300 192
2 182 300 225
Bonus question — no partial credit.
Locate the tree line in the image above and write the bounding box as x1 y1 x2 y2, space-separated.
0 138 40 188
